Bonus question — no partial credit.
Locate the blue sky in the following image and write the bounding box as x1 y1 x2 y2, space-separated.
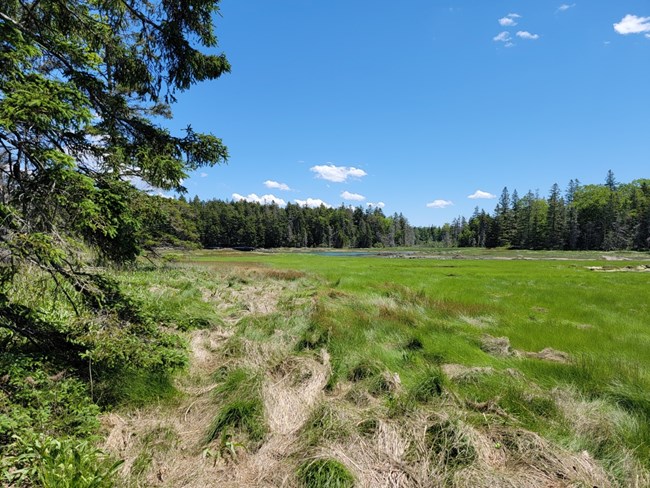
165 1 650 226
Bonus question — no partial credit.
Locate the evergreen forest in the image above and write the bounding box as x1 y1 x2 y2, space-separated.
143 172 650 251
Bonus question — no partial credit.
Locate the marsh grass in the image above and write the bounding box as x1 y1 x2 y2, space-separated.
280 253 645 473
106 370 180 408
101 249 650 484
300 404 352 447
296 458 355 488
116 266 221 331
425 419 477 469
130 426 178 479
410 367 446 403
206 367 266 446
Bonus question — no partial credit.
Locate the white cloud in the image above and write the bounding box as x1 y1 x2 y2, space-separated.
646 33 650 39
493 31 512 42
367 201 386 209
499 17 517 27
426 199 453 209
232 193 286 206
341 191 365 201
557 4 576 13
310 164 367 183
614 14 650 35
517 31 540 40
200 172 208 178
295 198 331 208
505 42 515 48
468 190 497 200
264 180 291 191
507 13 521 18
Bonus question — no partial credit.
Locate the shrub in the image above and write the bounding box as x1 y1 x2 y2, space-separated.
1 435 122 488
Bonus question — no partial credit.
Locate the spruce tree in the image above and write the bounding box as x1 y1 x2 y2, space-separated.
1 0 229 351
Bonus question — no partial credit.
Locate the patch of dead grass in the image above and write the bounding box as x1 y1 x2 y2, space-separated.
480 335 571 363
459 314 496 328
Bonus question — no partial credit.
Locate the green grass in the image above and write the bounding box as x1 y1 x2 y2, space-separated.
114 266 223 331
410 366 446 403
206 368 266 446
297 458 355 488
424 418 477 469
105 369 179 408
181 248 650 478
300 404 351 447
212 250 650 379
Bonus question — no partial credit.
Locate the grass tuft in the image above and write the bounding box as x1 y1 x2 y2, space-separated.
297 458 355 488
301 404 351 447
425 419 477 469
348 359 382 382
404 337 424 351
410 367 445 403
205 368 266 446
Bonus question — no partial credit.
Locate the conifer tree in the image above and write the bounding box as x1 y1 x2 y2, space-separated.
1 0 229 349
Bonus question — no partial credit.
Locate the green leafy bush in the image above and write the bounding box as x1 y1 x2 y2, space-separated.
0 355 99 445
1 435 122 488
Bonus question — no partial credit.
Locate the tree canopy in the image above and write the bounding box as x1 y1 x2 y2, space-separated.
0 0 229 281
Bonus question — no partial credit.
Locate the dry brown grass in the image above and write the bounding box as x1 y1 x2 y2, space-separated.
442 363 496 381
480 335 571 363
523 347 570 363
480 335 514 357
459 314 497 328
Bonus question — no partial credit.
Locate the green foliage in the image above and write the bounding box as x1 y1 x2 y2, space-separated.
444 174 650 251
0 0 230 382
1 435 122 488
297 459 355 488
0 356 116 488
192 198 402 248
1 265 188 403
0 355 100 446
133 194 202 250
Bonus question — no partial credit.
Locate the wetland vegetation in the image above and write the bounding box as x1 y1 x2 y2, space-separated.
8 248 649 486
112 249 650 486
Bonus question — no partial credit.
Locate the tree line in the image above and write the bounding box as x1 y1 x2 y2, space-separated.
140 195 416 249
141 171 650 251
416 172 650 251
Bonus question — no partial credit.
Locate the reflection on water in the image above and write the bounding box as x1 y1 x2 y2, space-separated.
309 251 378 257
